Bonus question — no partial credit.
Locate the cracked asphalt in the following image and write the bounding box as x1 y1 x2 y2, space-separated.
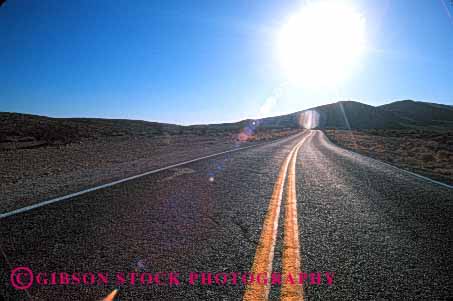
1 130 452 300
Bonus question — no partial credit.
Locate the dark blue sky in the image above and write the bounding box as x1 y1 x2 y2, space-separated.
1 0 452 124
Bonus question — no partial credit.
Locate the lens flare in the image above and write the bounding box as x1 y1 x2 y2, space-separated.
102 289 119 301
299 110 320 129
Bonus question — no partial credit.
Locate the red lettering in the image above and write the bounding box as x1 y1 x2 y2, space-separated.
169 272 180 286
215 273 228 285
71 272 81 285
116 272 126 285
189 273 198 285
271 273 282 285
36 272 48 285
256 273 268 285
201 273 212 285
140 272 153 285
60 272 70 285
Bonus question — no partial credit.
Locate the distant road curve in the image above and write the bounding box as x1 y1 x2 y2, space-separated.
295 130 452 300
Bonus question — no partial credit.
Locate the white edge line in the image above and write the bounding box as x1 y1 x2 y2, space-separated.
322 131 453 190
1 134 303 219
361 155 453 189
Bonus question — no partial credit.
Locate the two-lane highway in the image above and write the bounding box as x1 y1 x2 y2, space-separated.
297 131 452 300
244 132 312 301
1 130 452 300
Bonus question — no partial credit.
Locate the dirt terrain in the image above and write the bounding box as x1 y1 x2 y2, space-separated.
0 112 299 212
324 129 453 185
3 98 453 212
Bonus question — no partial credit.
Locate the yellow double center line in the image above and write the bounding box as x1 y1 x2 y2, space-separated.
243 131 312 301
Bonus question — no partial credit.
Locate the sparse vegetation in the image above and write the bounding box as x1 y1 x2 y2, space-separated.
0 113 298 150
0 112 301 211
324 129 453 185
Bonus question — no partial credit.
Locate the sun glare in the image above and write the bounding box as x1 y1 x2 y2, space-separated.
277 0 366 87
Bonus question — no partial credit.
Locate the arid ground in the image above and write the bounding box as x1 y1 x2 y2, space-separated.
0 112 299 212
324 129 453 185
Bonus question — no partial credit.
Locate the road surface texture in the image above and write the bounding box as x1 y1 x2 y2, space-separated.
1 130 452 300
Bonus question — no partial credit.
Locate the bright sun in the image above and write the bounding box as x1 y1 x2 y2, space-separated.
277 1 366 87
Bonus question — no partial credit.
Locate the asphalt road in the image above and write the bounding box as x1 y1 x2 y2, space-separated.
1 130 452 300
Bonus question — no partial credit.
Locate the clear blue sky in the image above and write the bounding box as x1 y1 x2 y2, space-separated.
1 0 452 125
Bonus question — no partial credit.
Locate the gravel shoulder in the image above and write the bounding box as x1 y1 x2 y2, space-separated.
324 129 453 185
0 131 299 213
